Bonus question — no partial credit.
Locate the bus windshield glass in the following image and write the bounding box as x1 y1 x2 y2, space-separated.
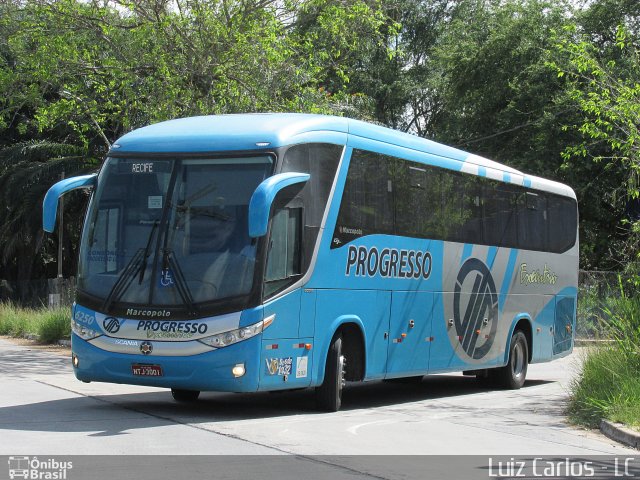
77 156 273 309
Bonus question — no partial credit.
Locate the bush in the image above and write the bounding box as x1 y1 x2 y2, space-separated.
0 302 70 343
569 347 640 427
605 294 640 357
36 308 71 343
569 292 640 428
0 302 39 337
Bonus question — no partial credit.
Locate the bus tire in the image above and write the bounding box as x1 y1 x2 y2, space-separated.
171 388 200 402
495 330 528 389
315 334 345 412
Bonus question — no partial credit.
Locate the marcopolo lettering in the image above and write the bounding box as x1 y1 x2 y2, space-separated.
126 308 171 318
345 245 432 279
136 320 208 335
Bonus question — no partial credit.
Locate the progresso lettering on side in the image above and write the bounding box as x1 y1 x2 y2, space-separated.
345 245 432 279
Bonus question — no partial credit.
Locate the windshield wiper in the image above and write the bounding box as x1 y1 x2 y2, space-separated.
162 249 197 317
101 248 144 313
138 220 160 284
102 220 159 313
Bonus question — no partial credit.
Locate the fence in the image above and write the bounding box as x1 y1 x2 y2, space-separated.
577 270 637 339
0 277 76 308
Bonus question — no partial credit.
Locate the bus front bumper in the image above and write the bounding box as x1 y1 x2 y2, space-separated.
71 332 262 392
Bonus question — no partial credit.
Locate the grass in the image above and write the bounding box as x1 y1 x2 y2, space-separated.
0 302 70 343
569 293 640 428
569 347 640 427
36 307 72 343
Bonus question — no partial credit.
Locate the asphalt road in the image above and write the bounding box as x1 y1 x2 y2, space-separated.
0 337 636 479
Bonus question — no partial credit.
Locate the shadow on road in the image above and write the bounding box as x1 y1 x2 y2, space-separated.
0 339 562 436
0 373 555 436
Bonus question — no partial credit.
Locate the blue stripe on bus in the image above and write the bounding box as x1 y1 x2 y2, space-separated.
486 246 498 268
461 244 473 265
503 172 511 183
478 166 487 178
499 249 519 312
524 177 532 188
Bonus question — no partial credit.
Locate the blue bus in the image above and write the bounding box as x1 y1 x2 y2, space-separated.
43 114 578 411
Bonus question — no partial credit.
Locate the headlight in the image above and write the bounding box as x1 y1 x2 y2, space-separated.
71 318 101 340
198 314 274 348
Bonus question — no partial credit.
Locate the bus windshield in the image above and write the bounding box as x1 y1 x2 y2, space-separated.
77 156 273 311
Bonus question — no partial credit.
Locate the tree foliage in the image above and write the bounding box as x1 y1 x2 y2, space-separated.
351 0 640 270
0 141 95 285
553 24 640 190
0 0 389 284
550 20 640 270
1 0 640 286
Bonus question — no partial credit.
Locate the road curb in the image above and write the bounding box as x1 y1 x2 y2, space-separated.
600 419 640 449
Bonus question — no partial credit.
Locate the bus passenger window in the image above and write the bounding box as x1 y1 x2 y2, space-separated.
547 195 577 252
454 175 483 243
333 150 394 246
483 183 518 247
517 192 547 251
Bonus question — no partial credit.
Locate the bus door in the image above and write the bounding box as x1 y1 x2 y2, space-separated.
260 287 317 390
259 199 314 390
386 291 433 377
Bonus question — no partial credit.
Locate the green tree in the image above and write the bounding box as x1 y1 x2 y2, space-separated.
0 141 95 292
339 0 451 131
550 21 640 270
0 0 390 286
365 0 631 269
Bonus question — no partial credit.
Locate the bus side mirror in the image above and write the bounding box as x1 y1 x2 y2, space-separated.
43 174 97 232
248 172 310 238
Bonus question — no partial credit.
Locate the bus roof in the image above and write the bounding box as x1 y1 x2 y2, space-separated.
111 113 575 199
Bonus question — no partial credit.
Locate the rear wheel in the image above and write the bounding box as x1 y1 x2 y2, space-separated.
316 335 345 412
171 388 200 402
495 330 528 389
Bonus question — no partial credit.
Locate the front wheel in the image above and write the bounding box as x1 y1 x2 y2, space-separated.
495 330 528 389
315 335 345 412
171 388 200 402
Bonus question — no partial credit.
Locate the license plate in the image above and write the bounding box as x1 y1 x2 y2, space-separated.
131 364 163 376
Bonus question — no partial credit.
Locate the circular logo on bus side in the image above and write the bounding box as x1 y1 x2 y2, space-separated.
453 258 498 359
103 317 121 334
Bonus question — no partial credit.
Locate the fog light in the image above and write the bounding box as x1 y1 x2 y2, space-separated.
232 363 245 378
72 354 79 368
